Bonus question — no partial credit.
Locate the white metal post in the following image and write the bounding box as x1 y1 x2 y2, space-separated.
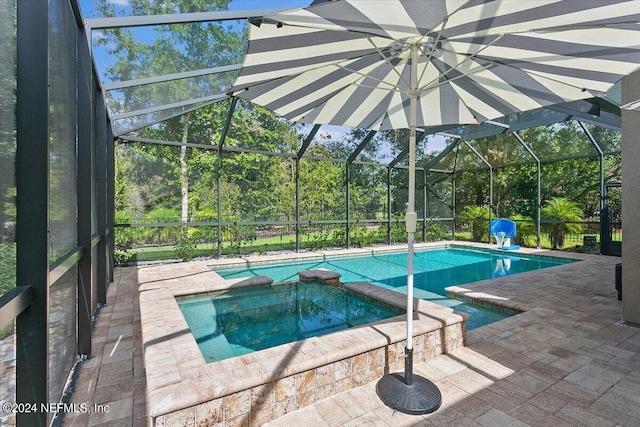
404 42 419 385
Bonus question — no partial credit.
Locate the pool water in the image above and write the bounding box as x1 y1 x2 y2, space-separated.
178 281 402 362
215 247 573 329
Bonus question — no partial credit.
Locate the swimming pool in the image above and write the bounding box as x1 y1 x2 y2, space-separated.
178 281 402 362
213 247 574 329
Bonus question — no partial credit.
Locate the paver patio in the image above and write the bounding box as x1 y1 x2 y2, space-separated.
63 243 640 427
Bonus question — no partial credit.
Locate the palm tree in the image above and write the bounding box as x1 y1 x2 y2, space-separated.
541 197 584 249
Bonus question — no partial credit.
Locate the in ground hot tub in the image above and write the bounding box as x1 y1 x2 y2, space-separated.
178 281 403 363
139 263 467 426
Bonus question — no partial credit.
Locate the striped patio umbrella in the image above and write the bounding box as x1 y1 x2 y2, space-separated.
229 0 640 414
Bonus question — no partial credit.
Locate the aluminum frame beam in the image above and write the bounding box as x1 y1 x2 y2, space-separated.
347 130 376 164
423 137 462 171
110 93 228 120
387 132 424 167
0 287 33 330
114 98 221 137
388 146 409 168
548 102 621 131
16 1 50 423
216 97 238 257
85 8 292 29
297 124 321 158
218 97 238 150
95 85 110 303
463 141 493 237
513 131 542 248
103 64 241 91
346 131 378 249
578 121 606 254
77 24 95 356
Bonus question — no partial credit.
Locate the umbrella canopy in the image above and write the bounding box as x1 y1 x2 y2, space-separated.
229 0 640 414
230 0 640 130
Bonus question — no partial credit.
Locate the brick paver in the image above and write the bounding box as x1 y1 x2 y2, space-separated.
63 243 639 427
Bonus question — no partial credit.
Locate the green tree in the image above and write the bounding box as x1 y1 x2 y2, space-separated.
217 100 299 221
299 145 344 220
324 130 388 220
541 197 584 249
95 0 246 223
114 99 299 226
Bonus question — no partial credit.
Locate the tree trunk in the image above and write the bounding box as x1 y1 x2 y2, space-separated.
180 113 190 223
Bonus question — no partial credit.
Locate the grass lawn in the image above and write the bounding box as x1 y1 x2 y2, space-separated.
123 235 297 262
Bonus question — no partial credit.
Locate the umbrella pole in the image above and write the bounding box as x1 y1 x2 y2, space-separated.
404 41 418 387
376 43 441 415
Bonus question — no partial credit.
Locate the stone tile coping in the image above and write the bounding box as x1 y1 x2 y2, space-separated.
138 265 468 420
204 241 451 270
298 269 342 282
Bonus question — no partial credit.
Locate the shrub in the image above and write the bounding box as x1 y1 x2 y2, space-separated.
331 227 347 247
460 205 490 242
114 211 143 249
225 223 257 255
349 223 382 248
144 208 181 245
425 220 448 241
307 229 331 250
174 227 198 261
511 214 536 247
0 243 16 297
113 249 131 265
390 215 407 243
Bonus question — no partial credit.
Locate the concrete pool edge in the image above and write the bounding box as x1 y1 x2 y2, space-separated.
204 241 450 270
139 264 468 425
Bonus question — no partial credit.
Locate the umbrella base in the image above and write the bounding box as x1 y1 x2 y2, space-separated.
376 372 442 415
